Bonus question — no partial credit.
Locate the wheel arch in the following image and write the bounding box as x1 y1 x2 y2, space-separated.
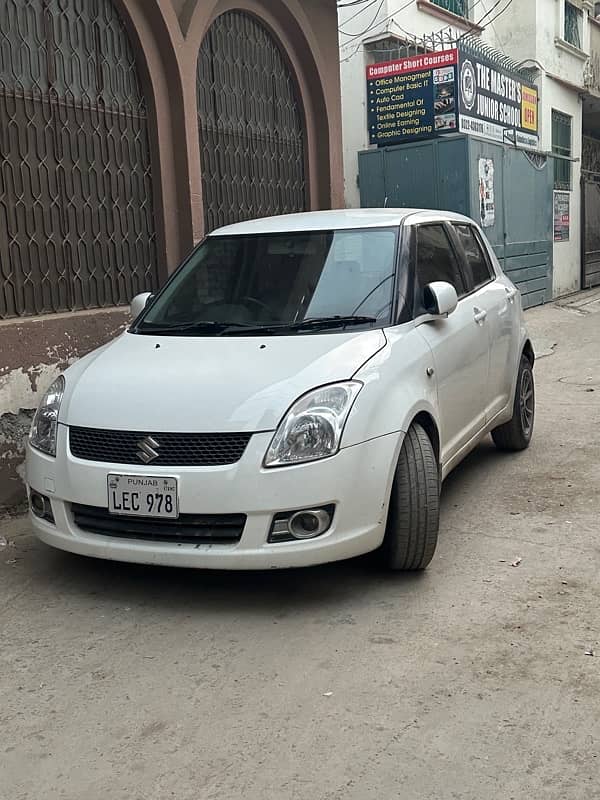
522 339 535 366
410 411 440 464
377 406 441 533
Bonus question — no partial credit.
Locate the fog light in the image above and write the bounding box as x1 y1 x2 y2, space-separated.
30 491 55 524
269 505 334 543
289 509 331 539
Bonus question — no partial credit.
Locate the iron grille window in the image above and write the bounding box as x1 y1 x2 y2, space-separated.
552 110 572 191
582 136 600 175
0 0 159 320
196 11 306 233
364 36 427 63
564 1 582 49
431 0 468 17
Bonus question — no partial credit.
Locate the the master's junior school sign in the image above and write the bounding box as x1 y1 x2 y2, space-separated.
367 46 538 149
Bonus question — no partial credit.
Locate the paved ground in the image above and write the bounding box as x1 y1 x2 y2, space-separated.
1 293 599 800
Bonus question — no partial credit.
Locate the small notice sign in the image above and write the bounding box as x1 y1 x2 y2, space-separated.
553 191 570 242
478 158 495 228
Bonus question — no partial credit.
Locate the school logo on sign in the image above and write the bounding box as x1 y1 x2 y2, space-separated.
460 59 476 111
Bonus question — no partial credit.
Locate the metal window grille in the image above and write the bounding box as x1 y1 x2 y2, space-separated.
0 0 159 320
564 1 582 49
431 0 467 17
364 35 428 63
582 136 600 178
552 110 572 191
196 11 306 234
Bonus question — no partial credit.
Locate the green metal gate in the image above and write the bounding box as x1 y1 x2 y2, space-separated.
358 135 553 308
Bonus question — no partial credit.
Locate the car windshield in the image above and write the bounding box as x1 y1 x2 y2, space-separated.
134 227 398 336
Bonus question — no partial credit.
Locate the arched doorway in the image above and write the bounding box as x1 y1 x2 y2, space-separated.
197 10 307 233
0 0 159 318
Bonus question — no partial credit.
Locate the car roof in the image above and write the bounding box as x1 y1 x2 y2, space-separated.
209 209 476 236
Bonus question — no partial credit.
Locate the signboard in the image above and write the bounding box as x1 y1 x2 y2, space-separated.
554 191 570 242
367 50 458 146
366 46 539 149
458 50 539 148
478 158 495 228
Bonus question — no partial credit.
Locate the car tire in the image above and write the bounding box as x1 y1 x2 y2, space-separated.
491 355 535 452
382 423 440 571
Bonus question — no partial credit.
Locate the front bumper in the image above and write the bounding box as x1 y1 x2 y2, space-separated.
26 427 402 569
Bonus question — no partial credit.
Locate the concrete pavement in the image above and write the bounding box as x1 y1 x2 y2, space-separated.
1 294 599 800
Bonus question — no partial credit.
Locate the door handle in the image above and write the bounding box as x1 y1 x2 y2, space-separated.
473 307 487 324
505 286 517 302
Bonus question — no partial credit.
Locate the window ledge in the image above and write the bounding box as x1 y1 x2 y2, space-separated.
416 1 483 32
554 37 589 61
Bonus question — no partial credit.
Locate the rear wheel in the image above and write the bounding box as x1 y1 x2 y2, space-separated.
492 355 535 451
382 423 440 571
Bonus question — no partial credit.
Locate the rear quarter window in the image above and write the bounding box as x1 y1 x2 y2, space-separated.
454 225 494 288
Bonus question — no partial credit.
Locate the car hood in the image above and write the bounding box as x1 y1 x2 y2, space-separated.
60 330 387 432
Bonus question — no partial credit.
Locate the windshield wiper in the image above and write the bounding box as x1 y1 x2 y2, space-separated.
289 315 378 331
135 315 379 336
135 320 255 335
225 315 379 335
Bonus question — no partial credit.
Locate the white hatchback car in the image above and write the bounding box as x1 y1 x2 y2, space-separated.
27 209 534 571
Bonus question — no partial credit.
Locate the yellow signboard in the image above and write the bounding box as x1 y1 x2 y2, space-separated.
521 86 538 133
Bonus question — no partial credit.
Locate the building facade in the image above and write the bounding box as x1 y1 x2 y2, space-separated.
0 0 343 507
339 0 600 299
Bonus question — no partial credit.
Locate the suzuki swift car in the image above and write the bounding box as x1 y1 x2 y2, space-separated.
26 209 535 571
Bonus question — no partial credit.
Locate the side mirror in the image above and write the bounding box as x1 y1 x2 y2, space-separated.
423 281 458 318
130 292 152 318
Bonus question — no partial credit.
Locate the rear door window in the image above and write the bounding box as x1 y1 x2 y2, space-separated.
454 225 494 290
415 224 466 310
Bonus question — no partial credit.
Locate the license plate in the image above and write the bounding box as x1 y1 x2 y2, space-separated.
107 474 178 519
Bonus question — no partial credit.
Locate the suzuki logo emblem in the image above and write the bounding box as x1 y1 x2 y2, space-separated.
137 435 160 464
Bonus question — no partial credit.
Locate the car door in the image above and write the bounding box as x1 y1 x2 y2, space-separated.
413 223 489 466
452 224 518 422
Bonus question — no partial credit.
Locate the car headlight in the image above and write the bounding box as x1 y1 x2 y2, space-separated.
264 382 362 467
30 376 65 457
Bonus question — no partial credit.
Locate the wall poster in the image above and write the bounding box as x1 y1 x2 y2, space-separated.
554 191 570 242
478 158 495 228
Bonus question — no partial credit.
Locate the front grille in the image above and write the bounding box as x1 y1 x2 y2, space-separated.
69 427 252 467
71 504 246 544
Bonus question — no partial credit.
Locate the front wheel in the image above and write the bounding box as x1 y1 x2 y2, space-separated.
491 354 535 451
381 423 440 571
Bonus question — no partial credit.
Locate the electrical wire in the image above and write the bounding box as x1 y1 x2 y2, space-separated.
472 0 508 27
460 0 513 37
391 0 485 41
339 0 421 43
338 0 386 39
340 0 487 45
337 0 375 7
481 0 514 28
389 0 509 45
339 40 365 62
338 0 384 30
340 0 516 64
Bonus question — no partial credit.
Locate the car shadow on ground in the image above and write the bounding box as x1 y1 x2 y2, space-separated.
41 545 423 614
29 438 506 613
440 436 503 498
